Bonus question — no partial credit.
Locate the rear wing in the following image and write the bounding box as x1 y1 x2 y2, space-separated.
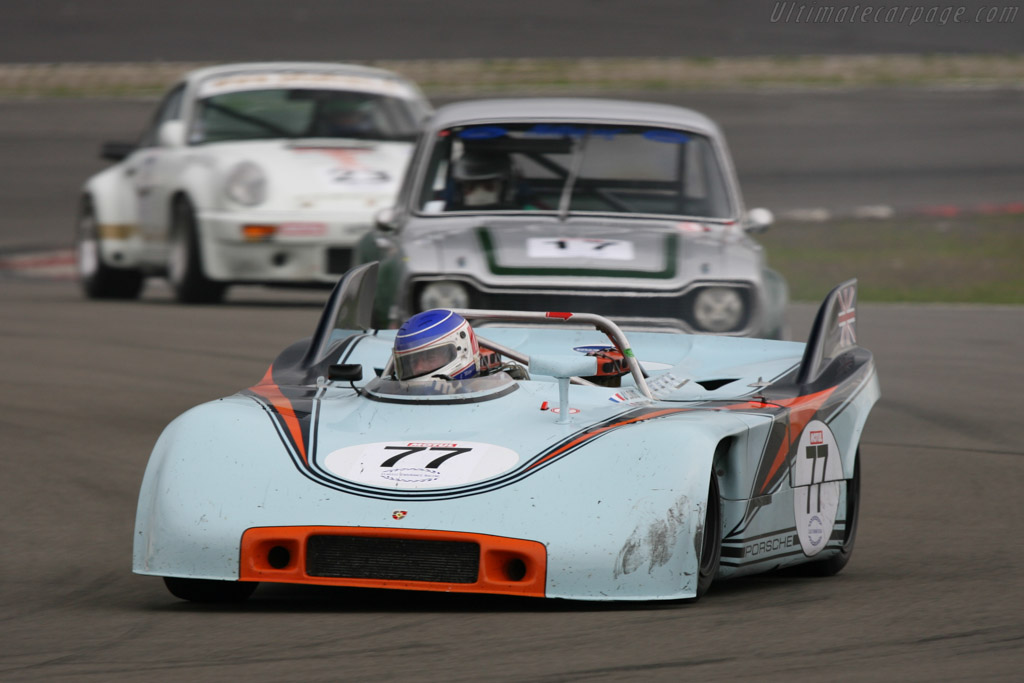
797 279 859 386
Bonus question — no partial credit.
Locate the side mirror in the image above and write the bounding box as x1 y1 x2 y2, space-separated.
328 364 363 382
743 207 774 233
528 354 599 379
100 141 136 162
157 120 186 148
374 207 399 232
527 354 599 425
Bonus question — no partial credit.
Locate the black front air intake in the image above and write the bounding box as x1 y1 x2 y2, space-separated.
306 535 480 583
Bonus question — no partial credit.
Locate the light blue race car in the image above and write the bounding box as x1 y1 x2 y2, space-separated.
133 263 879 603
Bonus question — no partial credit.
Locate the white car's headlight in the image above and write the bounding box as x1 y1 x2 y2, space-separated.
693 287 745 332
418 281 470 311
225 161 267 206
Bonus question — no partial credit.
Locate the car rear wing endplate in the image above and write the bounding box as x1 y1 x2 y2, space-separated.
797 278 859 387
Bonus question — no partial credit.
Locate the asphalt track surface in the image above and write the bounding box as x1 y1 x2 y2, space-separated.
3 87 1024 252
2 0 1022 61
1 275 1023 681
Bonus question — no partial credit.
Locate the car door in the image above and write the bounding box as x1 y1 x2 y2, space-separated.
126 83 187 264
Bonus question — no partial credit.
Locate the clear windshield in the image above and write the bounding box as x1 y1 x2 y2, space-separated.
416 123 734 219
191 89 422 144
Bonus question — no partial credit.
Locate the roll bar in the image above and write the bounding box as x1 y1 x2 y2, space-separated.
451 308 654 400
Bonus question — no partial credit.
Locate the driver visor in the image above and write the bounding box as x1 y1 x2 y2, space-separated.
394 343 457 380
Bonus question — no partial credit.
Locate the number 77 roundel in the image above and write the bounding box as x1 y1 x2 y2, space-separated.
792 420 845 557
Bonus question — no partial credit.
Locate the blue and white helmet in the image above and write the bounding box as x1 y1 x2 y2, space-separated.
393 309 480 381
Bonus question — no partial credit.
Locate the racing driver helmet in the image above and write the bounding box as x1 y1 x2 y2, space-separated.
392 309 480 381
452 151 514 207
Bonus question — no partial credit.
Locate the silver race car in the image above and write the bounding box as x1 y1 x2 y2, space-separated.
359 98 787 337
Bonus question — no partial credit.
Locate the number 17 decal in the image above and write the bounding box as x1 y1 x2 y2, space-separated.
526 237 635 261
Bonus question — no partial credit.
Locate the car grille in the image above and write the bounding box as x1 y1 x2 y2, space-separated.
306 535 480 583
326 248 354 275
412 281 753 332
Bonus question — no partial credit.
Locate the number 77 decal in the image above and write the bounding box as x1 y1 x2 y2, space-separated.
381 445 473 469
792 420 846 557
322 440 521 490
804 444 830 513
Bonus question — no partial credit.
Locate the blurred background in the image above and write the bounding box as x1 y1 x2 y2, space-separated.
2 0 1022 301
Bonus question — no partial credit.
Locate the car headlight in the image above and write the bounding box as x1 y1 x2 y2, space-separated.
693 287 745 332
225 162 267 206
418 281 470 311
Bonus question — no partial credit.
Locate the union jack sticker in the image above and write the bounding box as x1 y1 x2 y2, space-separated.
837 284 857 347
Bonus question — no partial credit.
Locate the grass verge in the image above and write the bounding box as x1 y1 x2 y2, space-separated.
759 213 1024 303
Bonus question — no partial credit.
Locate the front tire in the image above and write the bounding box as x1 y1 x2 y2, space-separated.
695 474 723 599
76 197 143 299
168 198 226 303
163 577 258 603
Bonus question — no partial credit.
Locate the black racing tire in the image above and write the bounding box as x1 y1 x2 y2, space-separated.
168 197 227 304
76 197 144 299
163 577 258 603
695 473 723 600
796 448 861 577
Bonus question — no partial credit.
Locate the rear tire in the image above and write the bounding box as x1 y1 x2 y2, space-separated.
163 577 258 603
76 197 143 299
168 198 226 303
695 474 723 600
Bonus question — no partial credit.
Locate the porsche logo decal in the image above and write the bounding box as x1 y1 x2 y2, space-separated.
392 510 408 520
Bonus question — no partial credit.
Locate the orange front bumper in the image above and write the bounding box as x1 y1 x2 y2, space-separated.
240 526 547 597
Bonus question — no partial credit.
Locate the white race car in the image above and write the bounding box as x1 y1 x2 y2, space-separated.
77 62 431 302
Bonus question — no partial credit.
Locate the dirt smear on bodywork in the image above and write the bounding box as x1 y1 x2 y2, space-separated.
614 494 698 578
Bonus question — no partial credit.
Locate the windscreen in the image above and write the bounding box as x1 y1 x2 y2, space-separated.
191 89 422 143
416 122 733 219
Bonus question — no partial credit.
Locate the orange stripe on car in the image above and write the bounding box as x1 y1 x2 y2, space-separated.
755 387 837 494
249 365 308 463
